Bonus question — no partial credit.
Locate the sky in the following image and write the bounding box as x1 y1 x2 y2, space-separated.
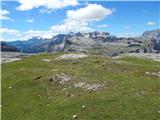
0 0 159 41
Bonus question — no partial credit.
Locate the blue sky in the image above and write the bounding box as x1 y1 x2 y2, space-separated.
0 0 159 41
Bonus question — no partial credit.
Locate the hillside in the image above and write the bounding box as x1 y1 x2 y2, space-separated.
2 53 160 120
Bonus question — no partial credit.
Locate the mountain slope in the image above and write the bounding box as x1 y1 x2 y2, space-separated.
6 29 160 55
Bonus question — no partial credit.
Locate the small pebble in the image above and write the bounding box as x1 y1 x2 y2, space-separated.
50 96 53 99
8 86 12 89
82 105 86 109
72 114 77 118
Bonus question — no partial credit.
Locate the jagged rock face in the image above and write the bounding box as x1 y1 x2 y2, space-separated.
63 36 96 52
142 29 160 52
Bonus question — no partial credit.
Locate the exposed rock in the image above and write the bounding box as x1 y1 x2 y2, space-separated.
145 71 160 77
1 52 32 64
56 54 88 60
143 29 160 52
41 59 51 62
116 53 160 61
73 82 105 92
135 90 148 96
52 73 71 85
72 114 77 119
8 86 12 89
81 105 86 109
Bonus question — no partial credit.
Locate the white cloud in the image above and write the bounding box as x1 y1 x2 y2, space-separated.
23 29 54 39
0 9 10 20
147 21 156 26
0 28 20 35
0 28 21 41
0 28 54 41
97 24 109 28
51 4 114 33
16 0 79 11
51 19 94 33
27 19 34 23
67 4 114 22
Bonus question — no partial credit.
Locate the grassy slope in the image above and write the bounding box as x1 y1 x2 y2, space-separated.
2 53 160 120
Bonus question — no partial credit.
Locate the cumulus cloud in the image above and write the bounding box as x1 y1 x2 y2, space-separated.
16 0 79 11
0 28 21 41
67 4 114 21
51 19 94 33
147 21 156 26
0 9 10 20
51 4 114 33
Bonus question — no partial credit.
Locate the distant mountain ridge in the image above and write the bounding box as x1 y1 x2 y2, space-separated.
1 42 19 52
6 29 160 56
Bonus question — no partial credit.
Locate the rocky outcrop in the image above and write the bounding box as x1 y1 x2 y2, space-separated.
142 29 160 52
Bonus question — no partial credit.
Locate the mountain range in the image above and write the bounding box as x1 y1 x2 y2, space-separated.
5 29 160 56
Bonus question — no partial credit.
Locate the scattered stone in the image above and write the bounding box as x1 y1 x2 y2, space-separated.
114 53 160 62
74 82 105 91
55 73 71 85
72 114 77 119
65 92 74 98
50 96 53 99
8 86 12 89
56 54 87 61
48 96 54 99
145 71 160 77
135 90 148 96
34 76 42 80
41 59 51 62
82 105 86 109
38 94 42 98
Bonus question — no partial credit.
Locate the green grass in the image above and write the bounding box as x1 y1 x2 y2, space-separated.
2 53 160 120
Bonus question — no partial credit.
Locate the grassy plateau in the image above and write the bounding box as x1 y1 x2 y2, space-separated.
2 53 160 120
